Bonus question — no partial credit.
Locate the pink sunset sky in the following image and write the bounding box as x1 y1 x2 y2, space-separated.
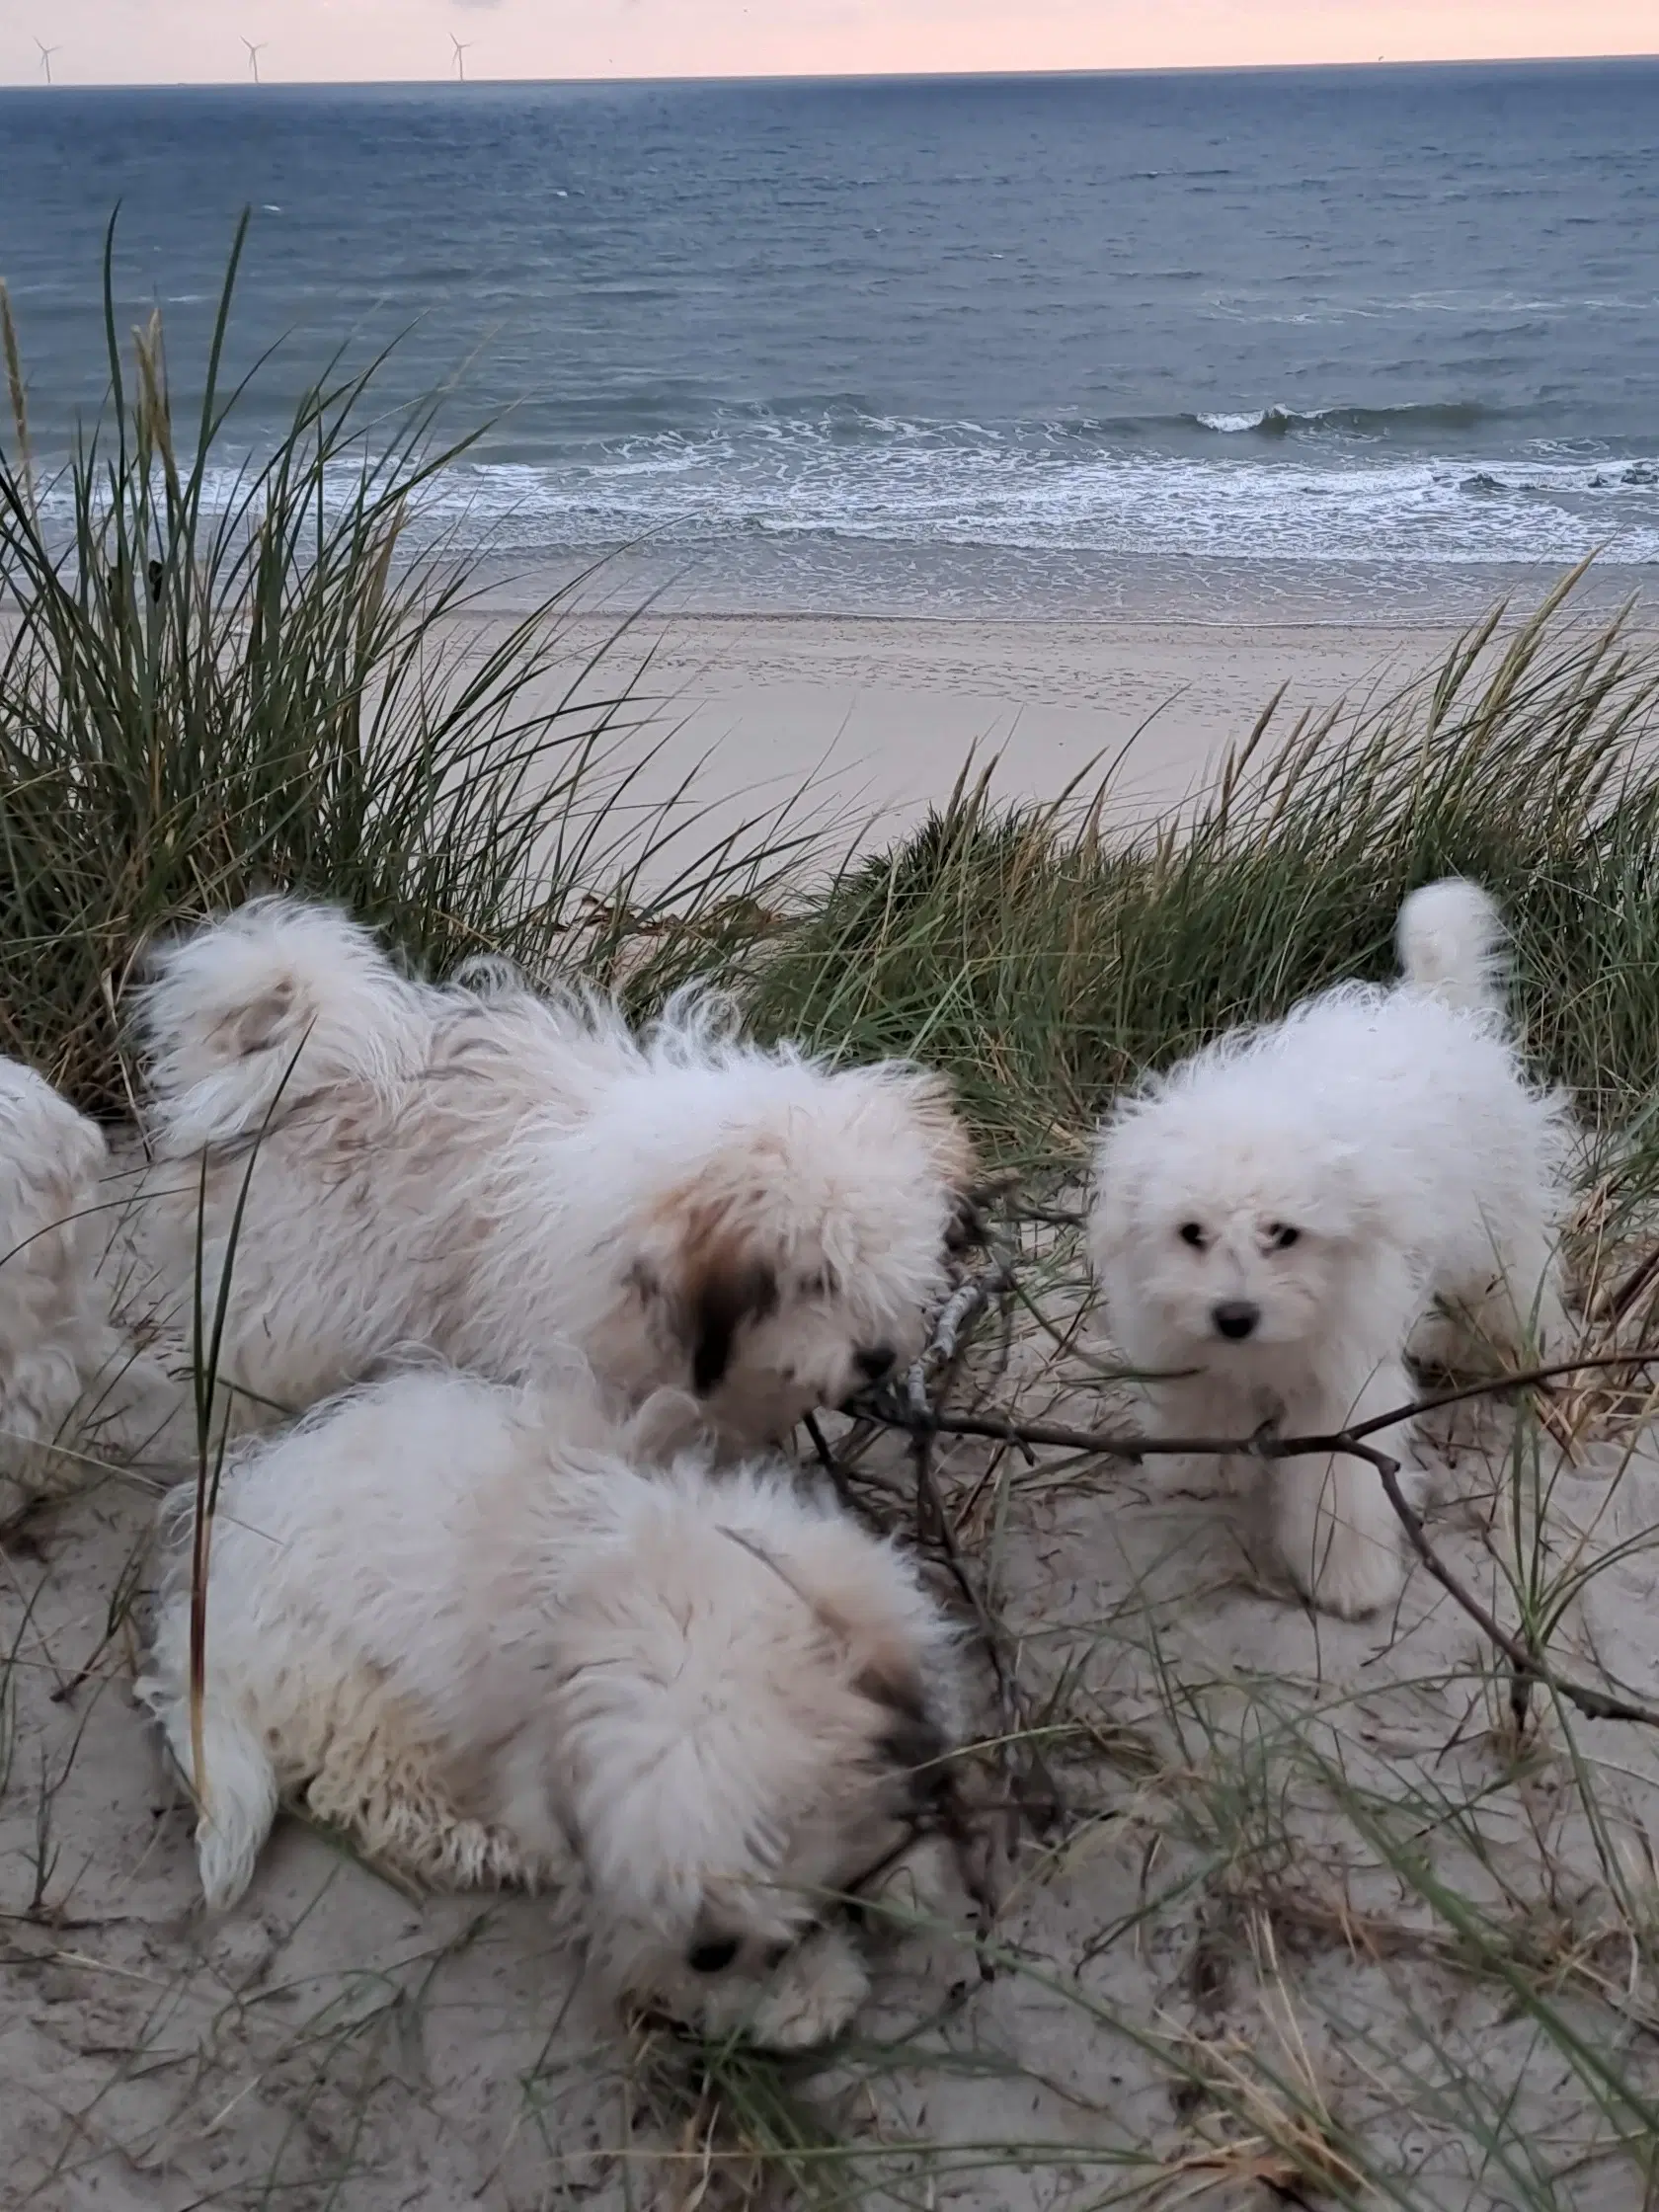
3 0 1654 87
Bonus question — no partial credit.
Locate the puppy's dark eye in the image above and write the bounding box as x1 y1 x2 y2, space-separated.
1270 1224 1301 1249
686 1936 740 1975
1179 1222 1208 1249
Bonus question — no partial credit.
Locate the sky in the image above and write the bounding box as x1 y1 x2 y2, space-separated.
1 0 1654 87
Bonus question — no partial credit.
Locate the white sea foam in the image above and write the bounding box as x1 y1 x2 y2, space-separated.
390 420 1659 569
29 416 1659 575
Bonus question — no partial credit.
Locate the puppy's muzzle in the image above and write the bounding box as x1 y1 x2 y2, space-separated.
1211 1300 1260 1341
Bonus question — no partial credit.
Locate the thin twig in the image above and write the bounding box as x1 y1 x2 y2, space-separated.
856 1348 1659 1469
903 1257 1013 1542
801 1410 856 1510
894 1255 1063 1834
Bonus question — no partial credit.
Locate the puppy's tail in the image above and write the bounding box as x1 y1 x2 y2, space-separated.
137 898 432 1153
136 1674 280 1910
1395 878 1508 1015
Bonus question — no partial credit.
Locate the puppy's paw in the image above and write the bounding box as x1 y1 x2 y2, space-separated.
1284 1525 1406 1620
1405 1302 1468 1376
1274 1438 1418 1622
741 1927 870 2051
856 1834 954 1935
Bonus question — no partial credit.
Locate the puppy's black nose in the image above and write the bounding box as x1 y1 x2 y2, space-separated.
1211 1301 1260 1341
854 1344 898 1382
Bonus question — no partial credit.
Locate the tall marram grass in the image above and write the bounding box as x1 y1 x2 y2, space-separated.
0 216 802 1115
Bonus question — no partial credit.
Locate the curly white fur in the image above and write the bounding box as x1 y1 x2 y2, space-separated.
1089 880 1574 1620
137 1365 962 2049
122 898 974 1452
0 1059 174 1513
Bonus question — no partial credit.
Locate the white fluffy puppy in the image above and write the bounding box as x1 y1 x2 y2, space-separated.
138 1365 963 2049
124 899 974 1451
0 1059 171 1513
1089 881 1573 1620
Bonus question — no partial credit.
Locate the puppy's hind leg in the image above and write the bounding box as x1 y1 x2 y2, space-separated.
1418 1214 1569 1378
1478 1211 1569 1366
1271 1358 1421 1620
296 1685 559 1894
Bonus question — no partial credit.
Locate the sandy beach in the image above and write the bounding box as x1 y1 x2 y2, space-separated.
481 596 1656 867
616 614 1440 820
15 1225 1659 2209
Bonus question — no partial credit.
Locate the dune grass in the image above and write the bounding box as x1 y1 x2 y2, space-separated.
10 235 1659 2210
745 571 1659 1172
0 218 804 1117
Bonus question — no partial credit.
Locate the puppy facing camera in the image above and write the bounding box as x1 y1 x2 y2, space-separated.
137 1365 967 2050
1089 880 1573 1621
125 897 974 1454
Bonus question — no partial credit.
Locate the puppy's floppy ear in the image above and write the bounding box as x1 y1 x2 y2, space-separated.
632 1190 782 1395
668 1200 780 1394
689 1253 780 1394
777 1524 956 1774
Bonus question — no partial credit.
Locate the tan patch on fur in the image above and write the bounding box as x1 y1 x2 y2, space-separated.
831 1619 931 1714
672 1190 746 1276
226 980 296 1058
647 1136 785 1245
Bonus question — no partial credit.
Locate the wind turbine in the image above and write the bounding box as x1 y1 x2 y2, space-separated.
450 35 470 82
36 39 59 83
243 38 267 83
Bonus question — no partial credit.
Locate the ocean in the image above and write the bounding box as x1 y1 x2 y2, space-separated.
1 62 1656 615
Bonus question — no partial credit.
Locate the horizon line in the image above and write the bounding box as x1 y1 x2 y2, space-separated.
5 50 1659 93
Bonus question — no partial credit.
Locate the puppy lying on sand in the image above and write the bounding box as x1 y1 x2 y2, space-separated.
125 899 973 1453
1089 880 1573 1620
138 1365 965 2048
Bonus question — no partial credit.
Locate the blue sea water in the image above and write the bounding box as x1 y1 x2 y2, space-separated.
1 63 1657 613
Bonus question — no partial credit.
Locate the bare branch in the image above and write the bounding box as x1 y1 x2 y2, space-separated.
1330 1434 1659 1732
853 1336 1659 1740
